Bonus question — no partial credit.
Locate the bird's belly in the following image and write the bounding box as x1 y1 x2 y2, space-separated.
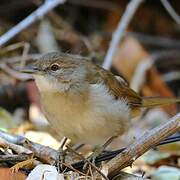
41 84 130 145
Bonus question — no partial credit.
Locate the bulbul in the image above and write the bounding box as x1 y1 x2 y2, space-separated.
22 52 180 146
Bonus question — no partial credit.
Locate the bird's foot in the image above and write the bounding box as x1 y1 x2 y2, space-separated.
56 149 67 172
55 137 68 172
83 136 117 170
83 145 101 170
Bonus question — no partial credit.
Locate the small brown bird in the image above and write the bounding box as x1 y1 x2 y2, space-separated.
22 52 180 146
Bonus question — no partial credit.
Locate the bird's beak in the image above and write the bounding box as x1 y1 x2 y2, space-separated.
20 65 43 75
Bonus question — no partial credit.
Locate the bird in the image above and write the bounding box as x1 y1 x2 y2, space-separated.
21 52 180 147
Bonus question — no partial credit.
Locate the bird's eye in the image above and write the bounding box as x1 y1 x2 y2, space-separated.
50 63 60 71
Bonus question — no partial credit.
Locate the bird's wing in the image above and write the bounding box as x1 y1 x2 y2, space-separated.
88 65 142 107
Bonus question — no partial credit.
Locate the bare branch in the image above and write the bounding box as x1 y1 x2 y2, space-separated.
66 145 108 180
0 154 30 162
0 130 59 164
105 113 180 178
162 71 180 82
160 0 180 25
0 0 66 47
0 137 32 155
130 58 153 92
0 54 40 64
102 0 144 69
0 63 33 81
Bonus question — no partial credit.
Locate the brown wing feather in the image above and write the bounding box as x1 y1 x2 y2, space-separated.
87 64 142 107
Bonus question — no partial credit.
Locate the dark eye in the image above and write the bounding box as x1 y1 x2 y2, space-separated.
50 63 60 71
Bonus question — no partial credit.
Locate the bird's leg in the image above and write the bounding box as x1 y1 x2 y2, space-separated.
83 136 117 169
72 143 85 151
91 136 118 164
56 137 68 172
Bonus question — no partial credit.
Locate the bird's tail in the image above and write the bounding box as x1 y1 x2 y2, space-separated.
141 97 180 108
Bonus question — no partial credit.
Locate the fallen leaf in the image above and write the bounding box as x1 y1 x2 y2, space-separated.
26 164 64 180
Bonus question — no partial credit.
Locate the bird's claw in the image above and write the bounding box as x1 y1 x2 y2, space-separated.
56 148 67 172
83 146 103 170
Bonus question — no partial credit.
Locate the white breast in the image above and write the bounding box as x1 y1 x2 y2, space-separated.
40 83 130 145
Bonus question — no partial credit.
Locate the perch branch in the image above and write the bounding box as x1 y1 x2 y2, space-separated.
102 0 144 69
0 0 66 47
105 113 180 178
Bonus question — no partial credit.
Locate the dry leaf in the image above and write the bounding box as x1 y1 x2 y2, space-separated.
26 165 64 180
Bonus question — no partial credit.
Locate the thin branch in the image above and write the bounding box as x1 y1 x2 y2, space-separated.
128 32 180 48
162 71 180 82
105 113 180 178
0 137 32 155
69 135 180 172
130 58 153 92
0 129 179 175
160 0 180 25
60 161 87 176
0 130 59 164
0 154 30 162
0 54 40 64
0 0 66 47
66 145 109 180
102 0 144 69
0 63 33 81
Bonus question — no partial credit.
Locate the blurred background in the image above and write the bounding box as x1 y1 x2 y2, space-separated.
0 0 179 179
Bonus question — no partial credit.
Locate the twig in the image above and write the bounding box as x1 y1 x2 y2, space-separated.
102 0 144 69
130 58 153 92
0 130 25 144
129 32 180 48
0 154 30 162
160 0 180 25
0 130 59 164
0 54 40 64
0 63 33 81
60 161 87 176
69 135 180 171
22 139 59 164
0 130 179 175
130 50 180 91
162 71 180 82
0 137 32 155
66 145 109 180
0 53 40 80
0 0 66 47
20 42 30 67
59 137 68 150
105 113 180 178
0 42 29 57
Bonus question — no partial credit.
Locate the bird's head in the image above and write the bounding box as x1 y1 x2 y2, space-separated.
21 52 90 92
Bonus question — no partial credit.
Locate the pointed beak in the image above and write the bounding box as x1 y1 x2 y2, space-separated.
20 65 43 75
